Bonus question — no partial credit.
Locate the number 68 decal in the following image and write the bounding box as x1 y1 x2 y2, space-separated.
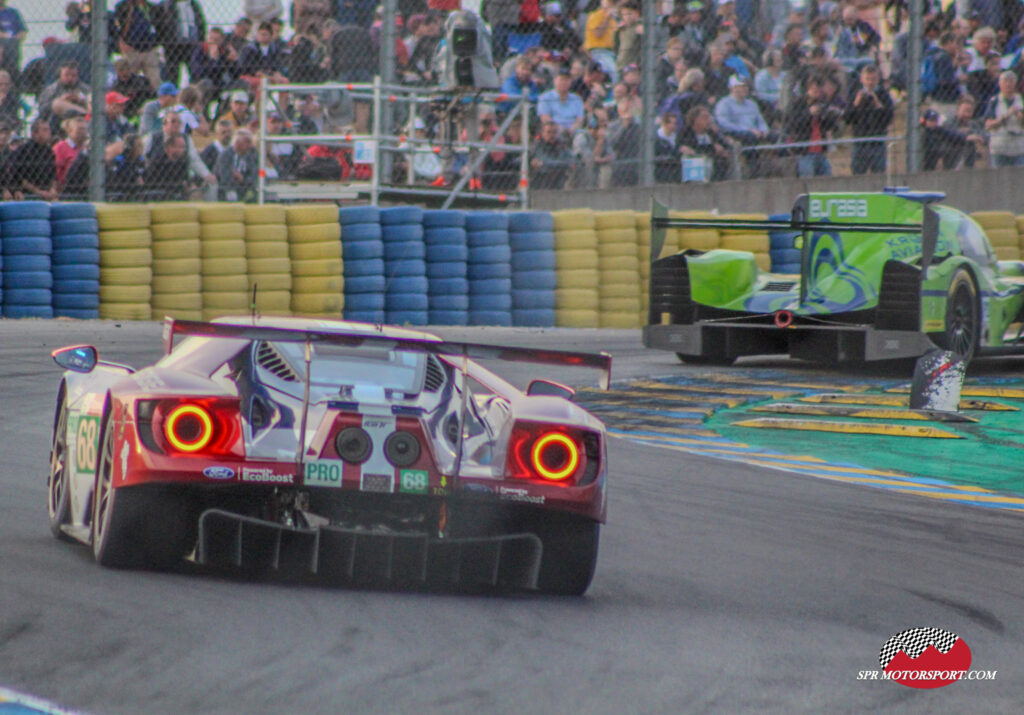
75 416 100 474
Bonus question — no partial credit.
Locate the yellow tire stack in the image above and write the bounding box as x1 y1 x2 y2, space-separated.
286 204 344 317
971 211 1020 261
719 212 770 272
96 204 152 320
595 210 641 328
149 203 202 321
672 210 715 252
552 209 599 328
198 204 249 320
636 211 651 326
244 205 292 316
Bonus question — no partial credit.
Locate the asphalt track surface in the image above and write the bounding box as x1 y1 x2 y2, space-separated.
2 321 1023 713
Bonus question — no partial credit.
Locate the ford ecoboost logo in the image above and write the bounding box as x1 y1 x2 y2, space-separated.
203 466 235 480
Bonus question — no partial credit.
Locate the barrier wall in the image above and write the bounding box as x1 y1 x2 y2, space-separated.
5 201 1023 326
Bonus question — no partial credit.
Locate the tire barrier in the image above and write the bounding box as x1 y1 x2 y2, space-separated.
509 211 555 327
147 203 202 321
466 211 511 326
595 210 641 328
287 205 343 318
552 209 599 327
719 213 770 272
971 211 1019 261
381 206 426 325
636 211 651 326
95 204 151 320
424 209 467 326
767 212 801 273
244 204 292 317
1 202 54 318
340 206 385 323
197 204 249 320
50 203 99 319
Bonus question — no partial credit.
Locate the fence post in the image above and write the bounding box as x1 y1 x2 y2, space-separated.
905 0 923 174
379 0 397 187
87 0 108 202
640 0 657 187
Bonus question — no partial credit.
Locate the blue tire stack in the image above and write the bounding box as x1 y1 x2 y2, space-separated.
508 211 556 327
381 206 428 326
50 203 100 319
466 211 512 326
339 205 386 323
423 210 469 326
769 212 801 274
1 202 54 319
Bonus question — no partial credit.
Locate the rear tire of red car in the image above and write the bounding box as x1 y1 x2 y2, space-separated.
533 517 600 596
47 388 73 541
91 414 195 570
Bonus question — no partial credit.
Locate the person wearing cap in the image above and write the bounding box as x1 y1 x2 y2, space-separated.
216 90 253 132
113 0 162 90
110 57 155 119
615 1 642 71
539 68 585 135
540 1 581 55
104 91 132 141
138 81 179 135
714 73 773 177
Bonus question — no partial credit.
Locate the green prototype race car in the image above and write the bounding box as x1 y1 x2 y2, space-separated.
644 188 1024 364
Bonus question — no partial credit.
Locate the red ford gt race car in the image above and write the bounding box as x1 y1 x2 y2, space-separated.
47 318 611 595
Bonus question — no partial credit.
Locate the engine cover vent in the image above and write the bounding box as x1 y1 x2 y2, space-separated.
424 355 446 393
255 341 300 382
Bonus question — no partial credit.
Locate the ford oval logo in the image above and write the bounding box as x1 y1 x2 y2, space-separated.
203 466 235 480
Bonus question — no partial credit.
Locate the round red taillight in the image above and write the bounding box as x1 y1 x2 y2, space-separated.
530 432 580 482
164 404 214 453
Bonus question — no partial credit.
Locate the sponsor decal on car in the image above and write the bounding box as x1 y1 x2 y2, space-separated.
240 467 294 484
808 197 868 220
498 486 545 504
304 460 343 487
73 415 100 475
361 473 394 493
203 466 235 480
399 469 429 495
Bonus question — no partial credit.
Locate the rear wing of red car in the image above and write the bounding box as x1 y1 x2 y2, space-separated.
162 318 612 389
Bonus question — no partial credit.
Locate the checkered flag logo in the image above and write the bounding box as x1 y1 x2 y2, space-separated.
879 627 959 669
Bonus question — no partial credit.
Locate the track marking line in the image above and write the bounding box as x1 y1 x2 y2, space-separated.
731 417 963 439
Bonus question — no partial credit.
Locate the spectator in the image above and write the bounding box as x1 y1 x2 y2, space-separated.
530 120 575 189
156 0 205 87
753 48 785 117
216 90 253 131
778 23 805 71
144 110 217 195
294 93 324 134
678 105 732 181
615 1 642 71
499 57 540 114
703 42 735 99
679 0 710 66
659 67 708 127
323 20 376 83
53 116 88 188
584 0 618 72
404 11 443 84
200 119 233 171
608 99 642 186
225 16 253 56
540 2 580 55
215 127 258 201
718 31 756 82
9 118 58 200
38 61 90 126
239 21 288 82
925 32 966 116
64 1 93 44
984 70 1024 167
538 68 585 135
969 0 1002 32
144 131 190 199
967 51 1001 113
104 91 132 141
0 118 17 199
845 64 894 175
190 28 240 98
834 4 880 71
481 0 520 63
110 57 155 119
114 0 162 90
0 68 23 128
714 75 773 177
175 85 211 145
935 97 987 169
654 112 681 183
482 113 523 190
655 37 685 104
138 81 178 136
289 23 329 84
264 111 302 179
571 61 609 104
572 108 613 188
786 77 840 177
965 26 996 71
108 132 146 199
0 0 26 47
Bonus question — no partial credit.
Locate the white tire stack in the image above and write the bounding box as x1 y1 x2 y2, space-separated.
552 209 599 328
198 204 249 320
96 204 152 320
244 205 292 315
149 203 202 321
286 205 344 317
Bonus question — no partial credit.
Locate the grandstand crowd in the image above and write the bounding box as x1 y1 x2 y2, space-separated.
1 0 1024 200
